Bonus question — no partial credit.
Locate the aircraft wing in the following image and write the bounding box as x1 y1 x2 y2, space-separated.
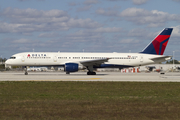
80 58 110 66
150 56 172 62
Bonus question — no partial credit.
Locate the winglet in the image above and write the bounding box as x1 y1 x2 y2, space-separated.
141 28 173 55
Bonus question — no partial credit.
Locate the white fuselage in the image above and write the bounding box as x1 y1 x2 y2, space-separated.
5 52 169 68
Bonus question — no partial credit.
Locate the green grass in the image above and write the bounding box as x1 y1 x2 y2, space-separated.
1 82 180 120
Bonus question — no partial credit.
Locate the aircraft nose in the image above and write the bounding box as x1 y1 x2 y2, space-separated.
5 59 10 65
5 59 11 68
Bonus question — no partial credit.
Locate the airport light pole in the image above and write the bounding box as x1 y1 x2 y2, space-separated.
0 55 2 65
173 51 175 72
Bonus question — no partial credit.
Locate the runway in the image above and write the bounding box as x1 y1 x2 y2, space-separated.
1 71 180 82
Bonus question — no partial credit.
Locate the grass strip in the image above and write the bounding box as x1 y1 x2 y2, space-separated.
0 82 180 120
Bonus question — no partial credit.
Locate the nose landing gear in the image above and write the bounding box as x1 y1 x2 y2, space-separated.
24 66 28 75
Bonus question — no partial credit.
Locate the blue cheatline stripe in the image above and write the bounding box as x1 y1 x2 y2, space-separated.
94 64 134 69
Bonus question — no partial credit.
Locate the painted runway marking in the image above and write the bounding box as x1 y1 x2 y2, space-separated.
17 78 101 81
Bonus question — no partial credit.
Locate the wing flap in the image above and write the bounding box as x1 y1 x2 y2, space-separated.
80 58 110 66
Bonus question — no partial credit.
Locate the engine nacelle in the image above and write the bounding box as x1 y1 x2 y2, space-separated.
65 63 79 72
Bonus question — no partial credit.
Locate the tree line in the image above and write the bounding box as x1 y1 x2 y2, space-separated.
0 58 7 62
165 59 180 64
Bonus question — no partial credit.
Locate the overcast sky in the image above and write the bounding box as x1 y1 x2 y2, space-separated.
1 0 180 60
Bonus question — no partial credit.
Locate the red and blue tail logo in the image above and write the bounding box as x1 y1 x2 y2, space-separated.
141 28 173 55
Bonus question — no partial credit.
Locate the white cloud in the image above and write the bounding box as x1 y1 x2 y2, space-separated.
96 8 119 16
132 0 149 5
91 27 123 33
18 0 45 1
0 22 26 33
128 28 148 37
106 0 148 5
0 21 68 33
120 8 180 27
95 7 180 27
77 5 92 12
2 8 69 23
120 7 149 17
13 38 31 43
84 0 99 5
67 18 101 28
0 7 101 33
171 25 180 37
76 0 99 12
119 38 140 44
68 2 79 6
38 32 61 38
53 27 123 43
106 0 128 1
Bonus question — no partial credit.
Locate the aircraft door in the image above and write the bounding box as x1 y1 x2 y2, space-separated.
53 55 57 62
21 55 25 62
140 55 143 63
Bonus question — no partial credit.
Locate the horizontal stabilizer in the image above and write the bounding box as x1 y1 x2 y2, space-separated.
150 56 172 62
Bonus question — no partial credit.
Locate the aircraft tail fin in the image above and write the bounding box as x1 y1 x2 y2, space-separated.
140 28 173 55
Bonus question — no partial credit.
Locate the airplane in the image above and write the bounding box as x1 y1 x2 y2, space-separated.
5 28 173 75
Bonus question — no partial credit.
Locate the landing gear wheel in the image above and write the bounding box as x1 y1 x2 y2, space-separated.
87 72 96 75
25 72 28 75
66 72 70 74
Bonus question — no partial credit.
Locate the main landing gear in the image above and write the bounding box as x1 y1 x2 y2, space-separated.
66 72 70 74
86 66 96 75
87 71 96 75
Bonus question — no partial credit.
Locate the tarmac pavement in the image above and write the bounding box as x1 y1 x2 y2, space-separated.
1 71 180 82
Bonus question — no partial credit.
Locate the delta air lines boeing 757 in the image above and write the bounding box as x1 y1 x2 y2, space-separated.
5 28 173 75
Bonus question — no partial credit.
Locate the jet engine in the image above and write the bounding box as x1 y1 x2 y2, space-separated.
65 63 84 73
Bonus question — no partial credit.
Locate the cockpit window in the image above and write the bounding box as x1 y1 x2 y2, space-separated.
10 57 16 59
